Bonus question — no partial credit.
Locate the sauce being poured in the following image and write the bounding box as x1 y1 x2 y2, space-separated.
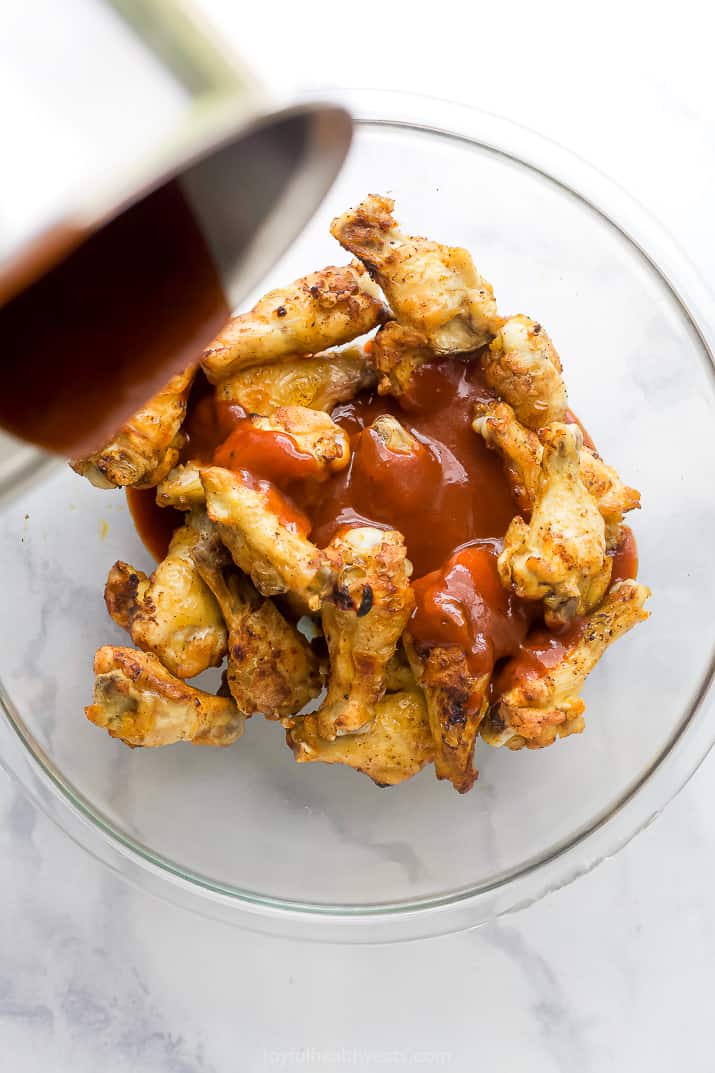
0 182 229 457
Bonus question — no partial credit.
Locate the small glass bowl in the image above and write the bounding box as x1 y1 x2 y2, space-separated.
1 90 714 942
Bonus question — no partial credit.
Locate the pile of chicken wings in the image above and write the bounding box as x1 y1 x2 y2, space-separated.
75 195 649 793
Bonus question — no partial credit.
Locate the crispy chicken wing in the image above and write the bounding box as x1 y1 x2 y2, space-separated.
331 194 501 353
473 400 641 540
288 690 433 786
200 465 332 610
482 315 567 429
371 321 434 398
156 461 205 510
403 636 489 794
191 532 321 721
201 264 387 382
104 515 227 679
317 527 415 739
249 406 350 475
215 348 377 414
482 579 651 749
86 646 243 747
71 366 195 489
498 423 612 627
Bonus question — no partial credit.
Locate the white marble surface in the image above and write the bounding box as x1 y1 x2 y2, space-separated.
3 1 715 1069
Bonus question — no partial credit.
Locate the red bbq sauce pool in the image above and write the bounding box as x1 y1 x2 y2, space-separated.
127 355 639 691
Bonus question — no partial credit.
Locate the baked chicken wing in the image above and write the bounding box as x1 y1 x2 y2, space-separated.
248 406 350 476
201 264 387 382
71 366 195 489
288 690 434 786
371 321 435 398
86 646 243 747
331 194 501 353
403 636 489 794
191 533 321 721
473 400 640 541
104 515 227 679
317 527 415 739
482 315 567 429
498 423 611 627
200 465 332 609
482 579 651 749
215 348 376 414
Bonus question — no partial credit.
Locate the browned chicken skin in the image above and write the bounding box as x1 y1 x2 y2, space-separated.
201 264 387 382
249 406 350 475
482 315 568 429
71 365 195 489
86 646 243 747
482 580 651 749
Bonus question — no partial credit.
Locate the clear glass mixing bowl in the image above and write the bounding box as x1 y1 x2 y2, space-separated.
1 91 714 942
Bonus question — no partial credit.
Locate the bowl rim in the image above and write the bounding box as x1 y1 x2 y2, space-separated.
2 87 714 943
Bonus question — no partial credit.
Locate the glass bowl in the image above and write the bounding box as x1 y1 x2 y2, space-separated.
1 90 714 943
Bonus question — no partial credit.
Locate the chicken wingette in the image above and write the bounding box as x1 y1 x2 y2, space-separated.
86 646 243 747
482 315 567 429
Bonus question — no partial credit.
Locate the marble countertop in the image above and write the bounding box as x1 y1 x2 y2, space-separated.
3 1 714 1069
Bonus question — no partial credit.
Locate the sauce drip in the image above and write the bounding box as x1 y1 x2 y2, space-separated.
0 182 229 457
610 525 638 582
409 542 534 677
214 422 322 483
126 487 183 563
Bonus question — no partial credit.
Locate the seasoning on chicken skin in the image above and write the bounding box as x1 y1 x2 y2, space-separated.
86 646 244 747
473 400 641 543
71 365 195 489
104 514 227 679
156 461 205 510
288 690 434 786
482 315 567 429
317 527 415 740
191 532 322 721
498 423 612 627
331 194 501 353
403 636 489 794
482 579 651 750
201 264 387 383
200 465 332 610
371 321 435 398
215 348 377 414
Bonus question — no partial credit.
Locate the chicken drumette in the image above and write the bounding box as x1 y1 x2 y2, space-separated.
498 423 612 627
201 264 387 382
200 465 332 610
86 646 243 747
191 532 322 721
71 365 195 489
317 526 415 740
482 579 650 749
482 315 568 429
331 194 501 353
104 513 227 679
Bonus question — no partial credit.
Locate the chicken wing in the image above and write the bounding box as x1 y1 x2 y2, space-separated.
473 400 640 540
482 579 651 749
288 690 433 786
498 423 611 627
371 321 434 398
317 527 415 739
201 264 387 383
71 366 195 489
200 465 332 609
191 532 322 721
86 646 243 747
156 461 205 510
215 348 377 414
104 515 227 679
481 315 567 429
331 194 501 353
403 636 489 794
248 406 350 475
